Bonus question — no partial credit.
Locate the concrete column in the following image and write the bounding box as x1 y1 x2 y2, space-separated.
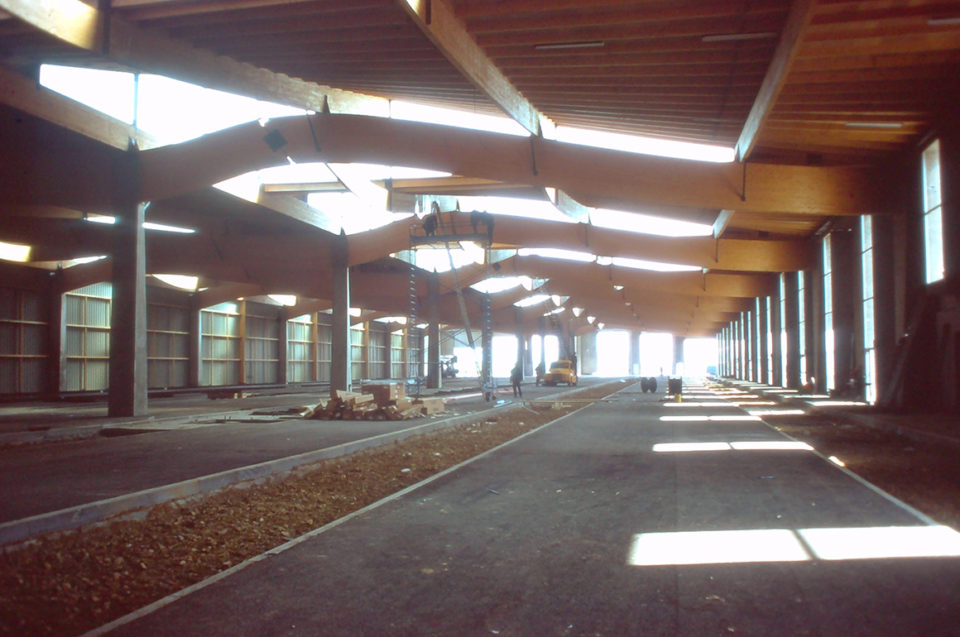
783 272 801 388
629 330 640 376
749 305 759 382
237 300 247 385
538 316 547 367
719 329 727 377
45 272 67 399
425 274 441 388
108 198 148 417
277 310 288 385
810 250 826 393
515 307 525 374
330 232 351 396
580 330 598 375
481 294 492 384
673 334 685 376
104 142 149 416
872 214 897 402
187 296 202 388
832 229 857 394
759 297 769 385
523 335 533 377
771 283 783 387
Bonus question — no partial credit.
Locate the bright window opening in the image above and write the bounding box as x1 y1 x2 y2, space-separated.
861 217 877 404
922 139 945 284
823 235 835 391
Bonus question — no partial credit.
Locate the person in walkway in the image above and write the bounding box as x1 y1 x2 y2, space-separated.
511 362 523 397
535 360 545 386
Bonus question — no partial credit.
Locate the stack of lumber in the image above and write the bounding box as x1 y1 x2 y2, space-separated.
309 385 445 421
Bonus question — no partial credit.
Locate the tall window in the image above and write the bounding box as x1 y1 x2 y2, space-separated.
861 217 877 403
823 235 835 391
779 274 788 386
922 139 945 284
798 270 807 385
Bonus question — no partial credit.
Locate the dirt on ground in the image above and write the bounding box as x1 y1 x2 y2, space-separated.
0 381 630 637
769 414 960 529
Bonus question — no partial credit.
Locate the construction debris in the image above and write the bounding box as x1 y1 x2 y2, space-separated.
309 385 445 421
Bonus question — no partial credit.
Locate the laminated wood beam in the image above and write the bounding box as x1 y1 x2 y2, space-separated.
139 114 897 218
397 0 546 136
735 0 814 162
0 0 388 114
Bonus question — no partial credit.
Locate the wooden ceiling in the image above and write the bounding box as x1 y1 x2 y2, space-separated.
0 0 958 338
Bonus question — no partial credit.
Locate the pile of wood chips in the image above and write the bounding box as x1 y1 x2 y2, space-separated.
309 384 444 420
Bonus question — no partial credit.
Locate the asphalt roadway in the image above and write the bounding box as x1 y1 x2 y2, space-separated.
97 382 960 636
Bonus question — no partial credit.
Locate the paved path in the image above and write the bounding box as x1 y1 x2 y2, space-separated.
102 383 960 636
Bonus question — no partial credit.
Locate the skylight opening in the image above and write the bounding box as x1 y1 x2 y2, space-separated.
514 294 551 308
470 276 532 294
0 241 31 263
556 125 735 163
518 248 596 262
144 222 195 234
459 196 577 224
268 294 297 306
611 256 701 272
152 274 199 291
414 243 485 272
590 208 713 237
390 100 530 137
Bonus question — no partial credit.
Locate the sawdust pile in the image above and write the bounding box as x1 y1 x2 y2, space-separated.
0 382 627 636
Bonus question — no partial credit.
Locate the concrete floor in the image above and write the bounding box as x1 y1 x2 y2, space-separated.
90 382 960 636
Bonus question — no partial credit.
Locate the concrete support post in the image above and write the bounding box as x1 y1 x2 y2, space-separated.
759 297 769 385
749 305 759 382
673 334 685 376
108 199 148 417
832 230 857 394
538 316 547 367
45 272 66 399
107 143 148 417
515 307 525 374
481 294 492 385
580 330 598 376
187 296 202 388
771 282 783 387
783 272 801 388
237 300 247 385
330 233 351 396
809 251 826 393
277 310 288 385
872 215 897 403
426 275 441 389
629 330 640 376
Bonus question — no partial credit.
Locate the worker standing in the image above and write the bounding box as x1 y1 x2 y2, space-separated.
511 362 523 397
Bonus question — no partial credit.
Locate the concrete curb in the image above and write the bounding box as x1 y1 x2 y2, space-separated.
0 403 516 548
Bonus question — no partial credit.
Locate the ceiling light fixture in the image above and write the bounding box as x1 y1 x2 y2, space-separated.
701 32 776 42
534 40 605 50
928 16 960 25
